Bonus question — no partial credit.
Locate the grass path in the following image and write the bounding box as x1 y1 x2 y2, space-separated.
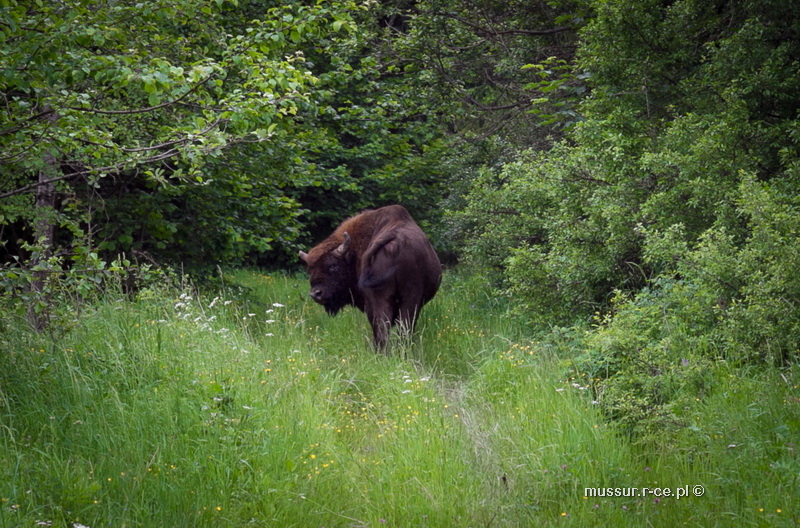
0 270 797 527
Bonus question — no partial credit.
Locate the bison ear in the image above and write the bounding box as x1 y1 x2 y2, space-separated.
299 250 309 263
334 232 351 257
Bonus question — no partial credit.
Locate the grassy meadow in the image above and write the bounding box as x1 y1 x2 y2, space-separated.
1 270 798 527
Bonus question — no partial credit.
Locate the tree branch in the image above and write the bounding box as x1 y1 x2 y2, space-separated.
0 117 227 200
64 74 214 116
0 110 59 163
430 11 573 38
0 151 169 200
0 108 57 137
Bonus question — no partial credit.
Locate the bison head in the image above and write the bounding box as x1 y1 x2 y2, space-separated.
299 232 355 315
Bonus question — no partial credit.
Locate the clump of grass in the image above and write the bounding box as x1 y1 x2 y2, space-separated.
1 269 798 527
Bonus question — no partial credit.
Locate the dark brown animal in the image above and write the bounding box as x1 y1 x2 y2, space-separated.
299 205 442 349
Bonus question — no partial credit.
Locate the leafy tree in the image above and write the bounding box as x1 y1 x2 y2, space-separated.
0 0 359 325
0 0 346 195
257 1 456 247
456 0 800 321
384 0 590 145
452 0 800 442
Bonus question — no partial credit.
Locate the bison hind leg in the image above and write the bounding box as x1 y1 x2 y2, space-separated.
368 306 393 351
365 291 424 352
363 263 427 351
395 302 421 334
392 307 420 352
362 288 394 351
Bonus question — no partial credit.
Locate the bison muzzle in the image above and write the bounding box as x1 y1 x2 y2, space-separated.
299 205 442 350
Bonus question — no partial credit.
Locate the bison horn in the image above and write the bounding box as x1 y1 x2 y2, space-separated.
299 250 309 262
334 232 351 257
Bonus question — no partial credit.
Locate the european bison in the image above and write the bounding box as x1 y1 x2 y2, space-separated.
299 205 442 349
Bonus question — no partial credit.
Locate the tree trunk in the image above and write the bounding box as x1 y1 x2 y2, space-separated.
28 107 59 330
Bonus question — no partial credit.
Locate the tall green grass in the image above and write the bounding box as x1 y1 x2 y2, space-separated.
1 270 797 527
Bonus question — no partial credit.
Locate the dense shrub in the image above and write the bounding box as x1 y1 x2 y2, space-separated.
576 172 800 441
450 0 800 441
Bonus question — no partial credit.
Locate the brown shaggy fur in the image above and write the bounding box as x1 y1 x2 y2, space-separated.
300 205 442 350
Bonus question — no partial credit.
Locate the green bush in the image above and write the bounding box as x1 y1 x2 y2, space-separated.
447 0 800 444
576 171 800 443
576 279 718 443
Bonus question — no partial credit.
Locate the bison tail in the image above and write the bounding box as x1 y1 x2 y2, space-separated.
359 264 399 290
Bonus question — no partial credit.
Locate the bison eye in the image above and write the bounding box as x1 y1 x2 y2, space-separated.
328 264 339 273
